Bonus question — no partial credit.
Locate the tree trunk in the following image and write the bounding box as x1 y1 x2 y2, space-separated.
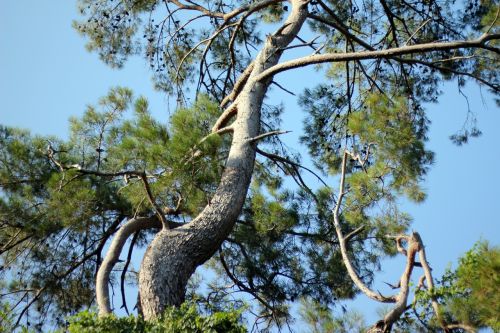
138 0 309 320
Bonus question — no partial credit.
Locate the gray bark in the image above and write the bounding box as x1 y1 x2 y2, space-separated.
95 216 183 316
96 217 159 315
138 0 310 320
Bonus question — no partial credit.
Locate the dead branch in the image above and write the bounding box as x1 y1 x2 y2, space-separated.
256 148 328 187
332 151 397 303
416 233 449 332
212 103 238 132
248 130 291 143
375 233 421 332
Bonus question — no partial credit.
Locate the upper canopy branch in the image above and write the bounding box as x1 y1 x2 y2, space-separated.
308 11 499 92
253 33 500 83
222 0 287 22
168 0 222 17
167 0 286 23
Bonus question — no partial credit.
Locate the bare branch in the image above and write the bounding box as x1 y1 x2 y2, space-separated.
222 0 286 22
138 173 168 230
248 130 291 143
404 19 431 46
256 148 328 187
97 217 160 316
271 80 296 96
378 233 421 330
332 151 396 303
174 22 238 82
168 0 225 18
344 225 365 243
14 288 44 328
183 125 234 163
445 324 477 333
0 233 33 256
219 251 277 317
220 62 254 108
416 233 449 332
254 34 500 83
212 103 238 132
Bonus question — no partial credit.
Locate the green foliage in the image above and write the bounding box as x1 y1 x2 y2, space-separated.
214 92 436 319
299 298 366 333
63 304 245 333
443 241 500 331
250 191 298 236
301 89 431 263
260 3 286 23
348 94 433 193
414 241 500 331
453 242 500 328
0 90 227 326
4 0 500 329
74 0 259 95
217 184 358 317
0 303 16 333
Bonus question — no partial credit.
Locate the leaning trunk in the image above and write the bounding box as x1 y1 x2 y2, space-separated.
138 0 309 320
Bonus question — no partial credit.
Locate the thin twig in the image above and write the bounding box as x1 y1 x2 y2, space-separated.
248 130 291 143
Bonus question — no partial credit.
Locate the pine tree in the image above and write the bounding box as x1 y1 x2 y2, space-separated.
1 0 499 331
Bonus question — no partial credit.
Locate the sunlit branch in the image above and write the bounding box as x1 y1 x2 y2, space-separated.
416 233 448 331
254 33 500 83
220 61 254 108
332 151 397 303
96 216 161 315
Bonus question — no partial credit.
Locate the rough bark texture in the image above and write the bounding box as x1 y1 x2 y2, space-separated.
96 216 183 316
138 0 309 320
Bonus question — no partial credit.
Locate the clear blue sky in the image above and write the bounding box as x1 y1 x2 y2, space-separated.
1 0 499 328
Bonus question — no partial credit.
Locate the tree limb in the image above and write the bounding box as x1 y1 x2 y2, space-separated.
253 33 500 83
96 216 184 316
332 151 397 303
416 233 449 332
376 233 421 331
248 130 291 143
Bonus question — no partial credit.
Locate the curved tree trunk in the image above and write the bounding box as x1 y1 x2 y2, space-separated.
138 0 309 320
96 217 159 315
